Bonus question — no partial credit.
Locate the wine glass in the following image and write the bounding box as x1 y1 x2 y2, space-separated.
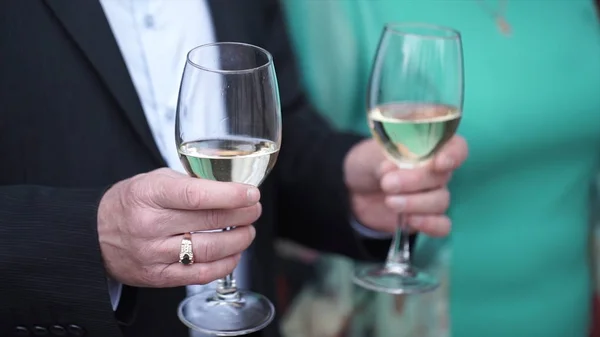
353 23 464 294
175 42 281 335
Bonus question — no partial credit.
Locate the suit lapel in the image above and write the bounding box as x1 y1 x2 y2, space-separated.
43 0 164 166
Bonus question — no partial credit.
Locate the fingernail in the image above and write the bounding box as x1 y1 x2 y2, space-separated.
387 196 406 211
247 188 260 204
437 156 455 171
249 225 256 239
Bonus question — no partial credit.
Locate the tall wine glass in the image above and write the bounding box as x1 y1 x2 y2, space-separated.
175 42 281 335
354 23 464 294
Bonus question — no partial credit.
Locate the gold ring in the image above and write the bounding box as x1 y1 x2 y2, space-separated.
179 233 194 265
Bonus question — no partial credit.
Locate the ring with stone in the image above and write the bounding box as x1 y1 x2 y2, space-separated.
179 232 194 265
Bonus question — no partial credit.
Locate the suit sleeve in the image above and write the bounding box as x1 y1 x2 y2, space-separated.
259 0 390 261
0 185 132 336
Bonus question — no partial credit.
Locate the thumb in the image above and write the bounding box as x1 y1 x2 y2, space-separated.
344 139 385 193
139 171 260 210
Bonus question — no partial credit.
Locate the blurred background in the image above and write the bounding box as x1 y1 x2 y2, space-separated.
273 1 600 337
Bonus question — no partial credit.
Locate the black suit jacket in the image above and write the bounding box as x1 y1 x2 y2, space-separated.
0 0 388 336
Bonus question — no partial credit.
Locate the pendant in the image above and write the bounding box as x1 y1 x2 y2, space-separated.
496 16 512 36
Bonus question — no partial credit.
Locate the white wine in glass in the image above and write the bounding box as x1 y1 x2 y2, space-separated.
175 42 281 336
354 23 464 295
369 102 461 168
179 137 279 186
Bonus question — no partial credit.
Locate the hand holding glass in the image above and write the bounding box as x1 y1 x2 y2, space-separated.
353 23 464 294
175 42 281 335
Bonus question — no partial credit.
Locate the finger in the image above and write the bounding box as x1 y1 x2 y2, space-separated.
147 174 261 210
377 160 397 178
156 203 262 235
433 135 468 172
407 215 451 237
157 226 256 264
350 193 398 233
157 254 242 287
380 169 451 194
385 188 450 214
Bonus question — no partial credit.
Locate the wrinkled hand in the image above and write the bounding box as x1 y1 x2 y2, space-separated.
344 136 468 237
97 168 261 287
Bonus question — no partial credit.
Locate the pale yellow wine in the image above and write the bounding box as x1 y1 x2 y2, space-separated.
178 137 279 187
368 102 461 168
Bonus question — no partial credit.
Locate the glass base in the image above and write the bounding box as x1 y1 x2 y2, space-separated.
353 263 439 294
177 289 275 336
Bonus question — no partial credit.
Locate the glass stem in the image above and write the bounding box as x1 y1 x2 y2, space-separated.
215 227 240 300
384 214 412 272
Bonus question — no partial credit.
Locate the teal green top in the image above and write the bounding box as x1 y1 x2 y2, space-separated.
284 1 600 336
